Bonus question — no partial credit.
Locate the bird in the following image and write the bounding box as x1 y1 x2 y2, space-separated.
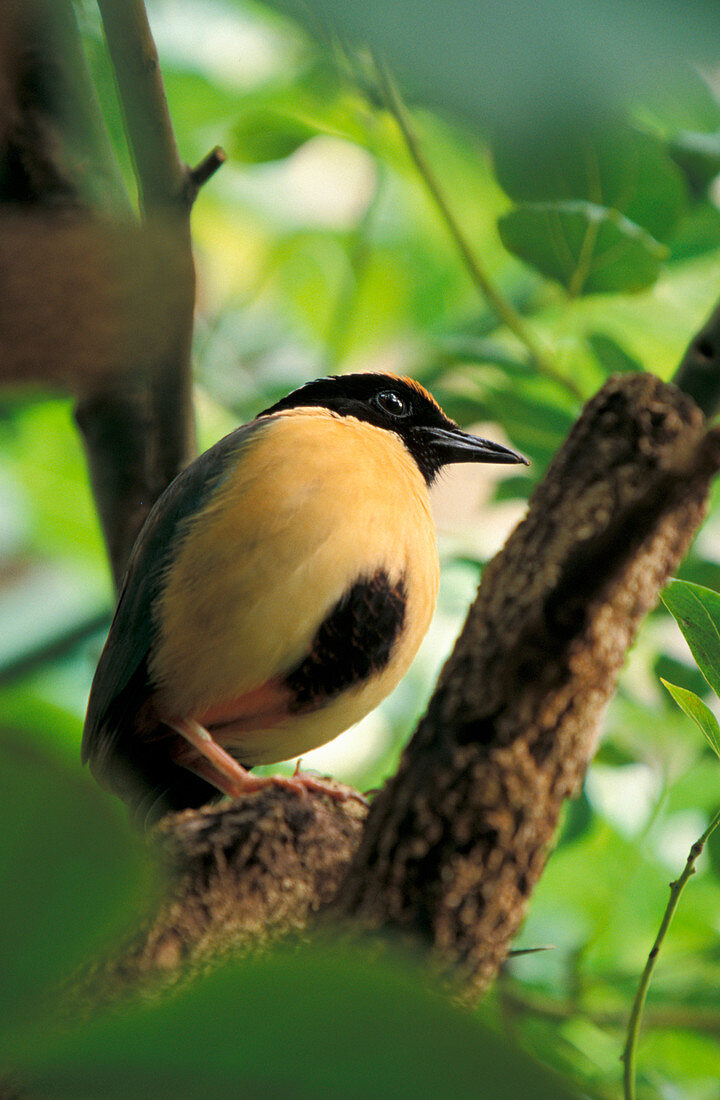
82 372 527 823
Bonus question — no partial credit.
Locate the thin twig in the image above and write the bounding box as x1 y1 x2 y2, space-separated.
95 2 225 213
96 0 187 212
622 805 720 1100
376 62 582 401
188 145 227 198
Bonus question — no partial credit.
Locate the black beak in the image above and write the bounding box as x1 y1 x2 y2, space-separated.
421 425 528 467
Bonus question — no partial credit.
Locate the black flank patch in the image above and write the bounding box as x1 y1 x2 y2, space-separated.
285 570 407 711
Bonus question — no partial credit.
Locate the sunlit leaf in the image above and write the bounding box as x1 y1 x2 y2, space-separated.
669 130 720 194
498 201 667 295
493 122 686 242
232 105 318 163
667 202 720 263
661 679 720 760
661 580 720 700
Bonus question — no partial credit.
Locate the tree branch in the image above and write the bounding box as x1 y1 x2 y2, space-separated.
75 0 220 587
100 789 367 987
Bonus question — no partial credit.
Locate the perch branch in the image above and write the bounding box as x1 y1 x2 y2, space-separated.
100 789 367 987
108 374 720 993
0 0 157 589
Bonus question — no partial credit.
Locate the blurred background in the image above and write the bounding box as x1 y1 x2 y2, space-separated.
3 1 720 1096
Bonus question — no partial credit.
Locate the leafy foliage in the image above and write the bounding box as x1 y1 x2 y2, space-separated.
662 580 720 700
661 679 720 761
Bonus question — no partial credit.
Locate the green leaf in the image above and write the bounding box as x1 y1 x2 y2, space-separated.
586 331 642 375
493 473 537 503
669 130 720 194
556 787 594 848
467 387 576 468
661 679 720 760
0 730 155 1045
163 69 247 147
498 201 667 295
12 939 574 1098
229 66 378 165
654 653 712 702
667 202 720 263
661 580 720 700
637 64 720 137
493 122 686 242
675 554 720 594
232 105 315 163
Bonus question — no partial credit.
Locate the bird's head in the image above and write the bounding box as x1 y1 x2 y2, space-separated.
258 372 528 485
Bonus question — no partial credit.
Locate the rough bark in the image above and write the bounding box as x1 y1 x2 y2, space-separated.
105 787 367 984
113 373 720 996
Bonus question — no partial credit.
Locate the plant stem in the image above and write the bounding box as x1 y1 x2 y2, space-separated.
622 805 720 1100
376 63 581 401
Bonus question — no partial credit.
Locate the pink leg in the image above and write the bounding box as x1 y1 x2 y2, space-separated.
166 718 367 806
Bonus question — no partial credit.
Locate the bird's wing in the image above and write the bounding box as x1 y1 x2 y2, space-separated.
81 418 271 801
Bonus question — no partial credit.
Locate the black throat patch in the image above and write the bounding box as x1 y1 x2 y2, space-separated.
284 569 407 711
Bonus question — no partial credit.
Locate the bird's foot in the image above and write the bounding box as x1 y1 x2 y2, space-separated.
167 717 367 807
241 769 368 807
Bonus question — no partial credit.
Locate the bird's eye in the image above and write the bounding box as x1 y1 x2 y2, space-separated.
374 390 409 417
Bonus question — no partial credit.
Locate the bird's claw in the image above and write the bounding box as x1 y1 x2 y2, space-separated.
267 770 368 807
